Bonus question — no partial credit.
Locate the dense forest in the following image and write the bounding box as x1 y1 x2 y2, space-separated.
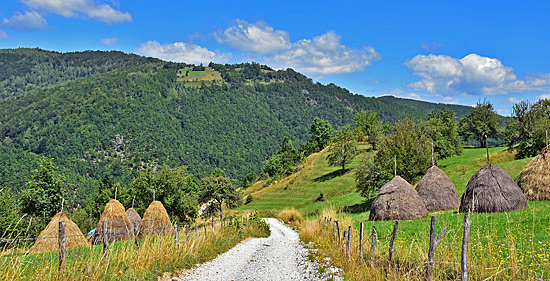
0 48 473 207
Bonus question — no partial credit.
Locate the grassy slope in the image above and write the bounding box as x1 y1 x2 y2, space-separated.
241 145 549 279
236 143 373 214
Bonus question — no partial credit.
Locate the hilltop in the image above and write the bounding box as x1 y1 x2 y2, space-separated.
0 48 472 205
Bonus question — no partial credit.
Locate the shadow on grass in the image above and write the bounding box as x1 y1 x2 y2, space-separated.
313 169 349 182
340 197 376 213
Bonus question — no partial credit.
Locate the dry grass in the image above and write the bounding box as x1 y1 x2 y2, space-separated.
138 201 174 238
0 220 269 280
93 199 134 244
276 208 304 224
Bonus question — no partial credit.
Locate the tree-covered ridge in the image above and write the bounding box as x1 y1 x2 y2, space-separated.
0 49 472 207
378 95 472 119
0 48 160 99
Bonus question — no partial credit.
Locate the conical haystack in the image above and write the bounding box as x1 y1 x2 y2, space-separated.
460 164 528 213
138 201 174 238
369 176 428 221
93 199 134 244
126 207 142 230
416 165 459 211
516 148 550 201
30 212 89 253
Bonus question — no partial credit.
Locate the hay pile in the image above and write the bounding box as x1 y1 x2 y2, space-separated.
126 207 142 230
137 201 174 238
516 148 550 201
369 176 428 221
460 164 528 213
416 165 459 211
93 199 134 244
30 212 89 253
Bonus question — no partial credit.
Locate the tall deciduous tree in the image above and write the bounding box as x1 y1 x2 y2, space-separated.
505 99 550 158
309 118 334 152
21 158 66 218
353 110 384 150
200 175 242 220
459 101 502 147
326 126 359 173
129 165 199 223
427 108 463 159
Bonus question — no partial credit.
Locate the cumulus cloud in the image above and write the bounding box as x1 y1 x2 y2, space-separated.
508 97 524 104
136 41 230 65
0 30 8 38
405 53 550 96
12 0 132 25
101 37 118 46
217 20 380 75
218 20 290 54
271 31 381 75
537 94 550 101
3 11 52 31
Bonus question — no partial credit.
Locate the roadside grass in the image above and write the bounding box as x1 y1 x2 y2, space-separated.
0 220 269 280
295 202 550 280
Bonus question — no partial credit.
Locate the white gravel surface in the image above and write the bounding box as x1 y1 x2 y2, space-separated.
176 218 337 281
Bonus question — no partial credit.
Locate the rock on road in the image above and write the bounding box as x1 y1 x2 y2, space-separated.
176 218 332 281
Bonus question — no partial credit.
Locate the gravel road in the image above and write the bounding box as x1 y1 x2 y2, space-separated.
175 218 336 281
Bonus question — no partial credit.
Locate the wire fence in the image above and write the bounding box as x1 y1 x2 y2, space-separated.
0 213 252 276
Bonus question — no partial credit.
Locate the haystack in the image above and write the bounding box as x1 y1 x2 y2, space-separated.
460 164 528 213
137 201 174 238
516 148 550 201
416 165 459 211
369 176 428 221
30 212 89 253
126 207 142 230
93 199 134 244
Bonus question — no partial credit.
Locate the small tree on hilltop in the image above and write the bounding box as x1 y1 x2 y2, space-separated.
309 118 334 152
353 109 384 150
326 126 359 174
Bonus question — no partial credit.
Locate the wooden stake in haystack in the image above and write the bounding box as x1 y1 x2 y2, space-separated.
485 134 490 165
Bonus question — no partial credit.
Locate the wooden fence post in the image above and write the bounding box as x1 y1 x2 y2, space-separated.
347 225 352 259
212 219 215 234
174 222 179 246
195 224 198 237
388 220 398 266
102 221 109 260
186 224 189 243
359 222 364 261
134 224 140 254
371 225 377 268
332 221 336 241
58 221 66 276
426 215 448 281
461 213 471 281
336 220 341 245
342 230 347 252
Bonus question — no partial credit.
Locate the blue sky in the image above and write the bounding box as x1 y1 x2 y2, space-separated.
1 0 550 115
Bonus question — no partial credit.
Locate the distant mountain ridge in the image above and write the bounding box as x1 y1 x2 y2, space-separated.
0 48 472 205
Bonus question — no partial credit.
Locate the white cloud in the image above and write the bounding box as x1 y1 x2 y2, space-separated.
405 53 550 96
508 97 523 104
2 11 52 31
0 30 7 38
271 31 381 75
537 94 550 101
136 41 230 65
218 20 290 54
420 41 443 51
19 0 132 24
101 37 118 46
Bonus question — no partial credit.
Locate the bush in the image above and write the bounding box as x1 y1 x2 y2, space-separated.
277 208 304 224
245 194 254 204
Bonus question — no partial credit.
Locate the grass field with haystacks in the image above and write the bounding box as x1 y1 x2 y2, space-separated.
238 144 550 280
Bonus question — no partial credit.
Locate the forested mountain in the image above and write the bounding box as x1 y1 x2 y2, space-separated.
377 95 472 119
0 48 472 205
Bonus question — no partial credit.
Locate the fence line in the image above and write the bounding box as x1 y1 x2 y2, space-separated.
0 213 254 275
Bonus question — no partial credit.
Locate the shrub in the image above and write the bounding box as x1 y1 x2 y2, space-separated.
277 208 304 224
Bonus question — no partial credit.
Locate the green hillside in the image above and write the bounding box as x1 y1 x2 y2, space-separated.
237 145 533 213
0 48 472 206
